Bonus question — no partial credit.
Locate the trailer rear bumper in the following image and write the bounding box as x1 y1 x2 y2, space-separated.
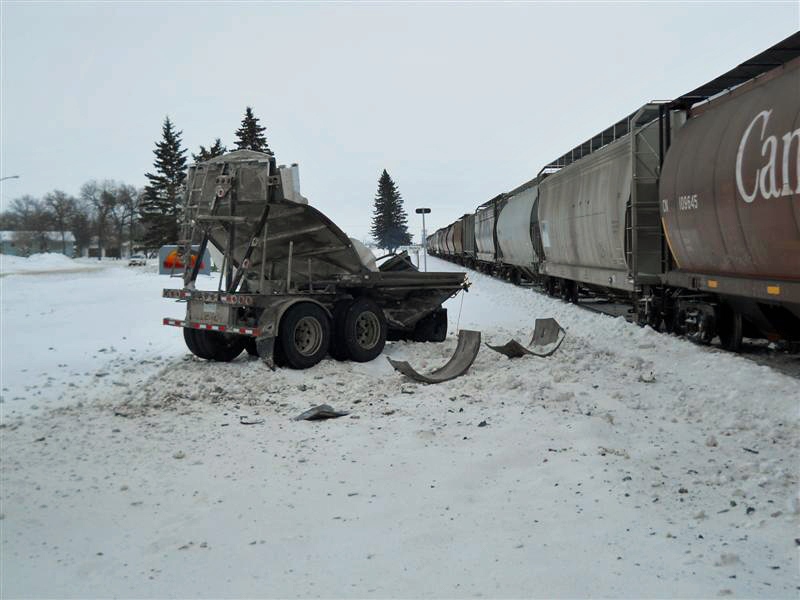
162 318 261 337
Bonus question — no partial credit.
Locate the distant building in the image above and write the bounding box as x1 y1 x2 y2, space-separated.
82 237 138 259
0 231 76 257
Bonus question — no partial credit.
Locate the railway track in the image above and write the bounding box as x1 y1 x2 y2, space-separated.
457 262 800 379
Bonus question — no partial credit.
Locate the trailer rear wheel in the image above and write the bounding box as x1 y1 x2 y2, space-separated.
199 330 247 362
332 298 387 362
278 303 331 369
329 301 350 360
413 308 448 342
245 337 259 357
183 327 214 359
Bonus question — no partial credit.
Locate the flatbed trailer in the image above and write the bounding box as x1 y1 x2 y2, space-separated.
162 150 468 369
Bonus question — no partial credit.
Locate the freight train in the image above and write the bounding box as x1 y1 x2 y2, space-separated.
428 33 800 351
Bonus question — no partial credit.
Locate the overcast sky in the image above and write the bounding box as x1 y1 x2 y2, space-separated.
1 1 798 241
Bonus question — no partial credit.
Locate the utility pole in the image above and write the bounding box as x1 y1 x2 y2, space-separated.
415 207 430 272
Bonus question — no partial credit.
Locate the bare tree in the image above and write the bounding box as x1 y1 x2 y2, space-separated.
5 196 52 253
70 200 93 257
108 184 140 256
44 190 76 255
81 181 117 259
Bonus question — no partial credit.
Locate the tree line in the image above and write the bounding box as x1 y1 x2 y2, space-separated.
0 107 271 257
0 182 140 257
2 105 413 256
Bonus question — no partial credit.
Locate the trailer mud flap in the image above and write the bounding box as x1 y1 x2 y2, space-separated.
486 318 565 358
386 329 481 384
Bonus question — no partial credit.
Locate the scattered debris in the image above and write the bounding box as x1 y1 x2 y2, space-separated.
239 416 265 425
387 329 481 384
486 318 565 359
172 450 186 459
293 404 350 421
477 420 488 427
638 371 657 383
742 447 759 454
598 446 630 459
715 553 741 566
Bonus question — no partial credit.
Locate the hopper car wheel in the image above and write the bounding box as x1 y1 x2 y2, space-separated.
332 298 387 362
544 278 557 297
278 303 331 369
671 309 686 336
183 327 215 360
560 279 578 303
196 330 247 362
717 305 743 352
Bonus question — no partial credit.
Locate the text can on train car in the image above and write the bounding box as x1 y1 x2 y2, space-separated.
661 57 800 281
660 56 800 341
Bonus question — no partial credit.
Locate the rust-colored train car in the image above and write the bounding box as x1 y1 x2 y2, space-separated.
660 56 800 345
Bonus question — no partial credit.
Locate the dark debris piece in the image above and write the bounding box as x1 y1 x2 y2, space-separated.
293 404 350 421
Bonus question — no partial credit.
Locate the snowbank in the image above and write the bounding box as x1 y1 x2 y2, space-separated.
1 257 798 598
0 252 112 275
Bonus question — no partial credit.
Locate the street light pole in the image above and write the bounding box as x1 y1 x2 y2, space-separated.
415 207 431 272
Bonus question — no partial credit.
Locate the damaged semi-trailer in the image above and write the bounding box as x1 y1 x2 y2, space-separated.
162 150 469 369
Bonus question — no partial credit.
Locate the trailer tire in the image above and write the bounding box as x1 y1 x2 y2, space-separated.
183 327 215 359
245 337 259 357
333 298 387 362
329 301 351 361
277 303 331 369
199 330 247 362
413 308 448 342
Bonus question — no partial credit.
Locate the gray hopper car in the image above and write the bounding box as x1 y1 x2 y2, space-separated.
432 32 800 349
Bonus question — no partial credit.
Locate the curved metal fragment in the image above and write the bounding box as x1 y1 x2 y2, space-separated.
387 330 482 384
486 318 565 358
293 404 349 421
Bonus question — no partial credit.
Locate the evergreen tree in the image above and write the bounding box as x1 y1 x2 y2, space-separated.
140 117 187 249
370 170 412 252
234 106 271 153
192 138 227 162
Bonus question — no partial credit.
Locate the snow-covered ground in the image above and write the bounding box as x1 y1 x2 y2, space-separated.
0 252 114 276
1 254 798 598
